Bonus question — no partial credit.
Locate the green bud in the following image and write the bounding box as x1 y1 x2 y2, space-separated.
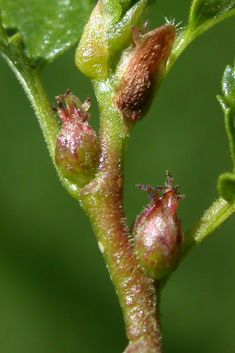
75 0 148 80
218 172 235 203
132 172 184 280
75 1 109 80
52 90 100 188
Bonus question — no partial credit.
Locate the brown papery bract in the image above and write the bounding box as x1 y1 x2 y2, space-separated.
115 23 176 122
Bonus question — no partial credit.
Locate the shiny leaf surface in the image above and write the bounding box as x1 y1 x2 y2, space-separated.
189 0 235 33
0 0 96 67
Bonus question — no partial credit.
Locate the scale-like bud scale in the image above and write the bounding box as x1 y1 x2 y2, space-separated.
115 23 176 122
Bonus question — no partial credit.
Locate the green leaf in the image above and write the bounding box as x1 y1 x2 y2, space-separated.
0 9 59 160
167 0 235 73
188 0 235 35
0 10 35 97
0 0 96 67
218 173 235 202
75 0 148 80
0 11 79 199
217 64 235 168
219 64 235 113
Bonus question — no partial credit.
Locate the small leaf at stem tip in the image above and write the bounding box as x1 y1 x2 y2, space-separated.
0 0 96 68
218 173 235 203
106 0 149 51
167 0 235 73
75 0 109 80
75 0 148 80
188 0 235 34
220 64 235 113
217 64 235 166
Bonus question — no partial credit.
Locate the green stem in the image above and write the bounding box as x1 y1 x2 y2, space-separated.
6 59 80 199
184 197 235 255
29 70 79 199
160 197 235 289
224 109 235 172
31 73 80 199
167 7 235 75
79 79 163 352
166 28 191 74
30 71 59 157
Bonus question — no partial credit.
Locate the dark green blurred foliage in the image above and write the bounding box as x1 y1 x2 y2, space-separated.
0 1 235 352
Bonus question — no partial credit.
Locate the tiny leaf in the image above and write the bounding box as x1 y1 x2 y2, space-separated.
220 64 235 113
75 0 148 80
218 173 235 203
0 0 96 68
189 0 235 34
167 0 235 72
217 64 235 168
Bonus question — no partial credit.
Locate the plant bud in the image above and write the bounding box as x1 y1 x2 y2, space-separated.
52 90 100 188
132 172 184 280
115 22 176 122
75 1 109 80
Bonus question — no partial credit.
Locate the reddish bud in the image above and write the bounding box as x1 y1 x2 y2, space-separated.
52 90 100 187
132 172 184 280
115 22 176 122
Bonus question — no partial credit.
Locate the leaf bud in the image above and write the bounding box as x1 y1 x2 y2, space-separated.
75 0 149 80
115 22 176 122
52 90 100 188
75 1 109 80
132 172 184 280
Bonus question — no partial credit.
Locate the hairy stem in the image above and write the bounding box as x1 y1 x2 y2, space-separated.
31 71 60 156
12 66 80 199
160 197 235 289
79 79 163 352
184 197 235 254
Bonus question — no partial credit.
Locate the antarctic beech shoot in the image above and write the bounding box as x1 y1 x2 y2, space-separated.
1 1 235 352
133 172 184 280
52 90 100 188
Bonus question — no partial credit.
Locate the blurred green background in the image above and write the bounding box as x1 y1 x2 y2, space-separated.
1 1 235 352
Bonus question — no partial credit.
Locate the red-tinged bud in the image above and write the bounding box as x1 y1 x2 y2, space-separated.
52 90 100 187
115 22 176 122
132 171 184 280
